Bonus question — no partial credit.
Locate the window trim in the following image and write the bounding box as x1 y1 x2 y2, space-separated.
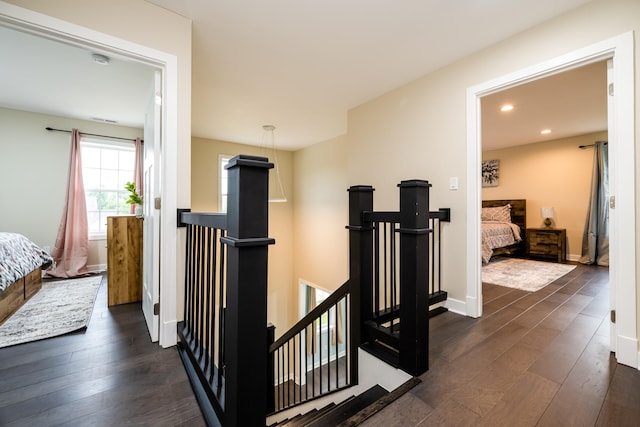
82 137 136 240
219 154 232 213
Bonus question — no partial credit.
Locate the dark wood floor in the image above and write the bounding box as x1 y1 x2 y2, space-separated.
362 262 640 426
2 265 639 426
0 275 206 426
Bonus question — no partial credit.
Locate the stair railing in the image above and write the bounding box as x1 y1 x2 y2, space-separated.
177 165 451 422
267 281 354 413
350 181 450 376
177 155 274 427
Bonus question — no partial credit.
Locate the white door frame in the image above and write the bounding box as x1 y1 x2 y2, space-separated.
0 2 180 347
466 32 637 368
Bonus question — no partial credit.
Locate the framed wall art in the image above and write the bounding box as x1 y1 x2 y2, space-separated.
482 159 499 187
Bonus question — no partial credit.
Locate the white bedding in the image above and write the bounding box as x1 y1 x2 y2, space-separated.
481 221 522 264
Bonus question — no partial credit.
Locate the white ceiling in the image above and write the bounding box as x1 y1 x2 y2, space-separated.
0 25 154 128
482 61 607 150
0 0 604 151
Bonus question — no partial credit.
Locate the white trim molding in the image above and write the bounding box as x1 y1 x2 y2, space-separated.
466 32 637 368
444 297 467 316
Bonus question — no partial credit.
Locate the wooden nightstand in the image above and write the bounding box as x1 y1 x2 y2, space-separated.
526 228 566 263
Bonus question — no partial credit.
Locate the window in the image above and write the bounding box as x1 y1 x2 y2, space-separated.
303 284 331 332
219 155 232 212
314 287 331 331
81 138 135 238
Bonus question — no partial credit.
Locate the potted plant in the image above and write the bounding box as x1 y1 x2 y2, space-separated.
124 181 143 218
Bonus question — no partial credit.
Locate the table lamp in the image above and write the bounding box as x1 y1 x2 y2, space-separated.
541 207 554 228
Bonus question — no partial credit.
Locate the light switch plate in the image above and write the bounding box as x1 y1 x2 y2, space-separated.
449 177 458 190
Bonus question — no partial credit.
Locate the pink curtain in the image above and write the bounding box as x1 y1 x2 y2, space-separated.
47 129 89 278
130 137 144 214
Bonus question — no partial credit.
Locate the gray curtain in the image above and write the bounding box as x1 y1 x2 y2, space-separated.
579 141 609 266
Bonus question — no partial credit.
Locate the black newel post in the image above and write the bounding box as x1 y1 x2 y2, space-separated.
266 323 276 414
347 185 374 384
221 155 275 426
398 179 431 376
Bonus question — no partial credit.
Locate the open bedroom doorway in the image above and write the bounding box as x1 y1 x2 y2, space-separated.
467 32 636 368
0 4 180 347
479 60 608 296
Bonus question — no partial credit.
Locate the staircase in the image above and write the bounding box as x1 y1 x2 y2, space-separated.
177 159 450 426
270 385 388 427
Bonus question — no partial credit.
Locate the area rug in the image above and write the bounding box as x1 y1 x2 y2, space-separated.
0 275 102 348
482 258 576 292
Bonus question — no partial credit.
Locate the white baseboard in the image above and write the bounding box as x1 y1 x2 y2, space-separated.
161 319 178 348
615 334 639 368
87 264 107 273
444 297 467 316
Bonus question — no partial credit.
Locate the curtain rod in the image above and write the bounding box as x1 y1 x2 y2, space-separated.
45 127 142 142
579 141 608 149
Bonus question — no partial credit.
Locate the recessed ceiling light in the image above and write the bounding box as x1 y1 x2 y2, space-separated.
500 104 514 112
541 129 552 135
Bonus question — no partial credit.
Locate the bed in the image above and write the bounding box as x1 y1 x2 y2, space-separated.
482 199 526 264
0 233 53 325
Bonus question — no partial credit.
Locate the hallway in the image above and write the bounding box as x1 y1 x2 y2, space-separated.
0 276 205 426
362 263 640 426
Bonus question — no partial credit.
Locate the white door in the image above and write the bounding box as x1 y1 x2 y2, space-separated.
606 59 616 354
142 70 162 342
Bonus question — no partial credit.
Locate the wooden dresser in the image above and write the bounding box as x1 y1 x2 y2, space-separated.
526 227 566 263
107 215 143 306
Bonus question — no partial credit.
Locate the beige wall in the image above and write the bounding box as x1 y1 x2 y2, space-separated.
293 135 349 301
346 0 639 308
483 131 607 260
191 136 295 336
193 134 349 331
0 107 142 268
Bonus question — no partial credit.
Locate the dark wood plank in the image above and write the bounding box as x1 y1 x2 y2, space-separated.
364 263 640 427
3 262 638 427
449 364 524 417
480 371 560 425
596 364 640 426
537 325 614 426
0 275 204 426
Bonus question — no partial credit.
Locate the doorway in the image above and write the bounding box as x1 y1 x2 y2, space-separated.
466 32 637 368
479 60 608 291
0 7 180 347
